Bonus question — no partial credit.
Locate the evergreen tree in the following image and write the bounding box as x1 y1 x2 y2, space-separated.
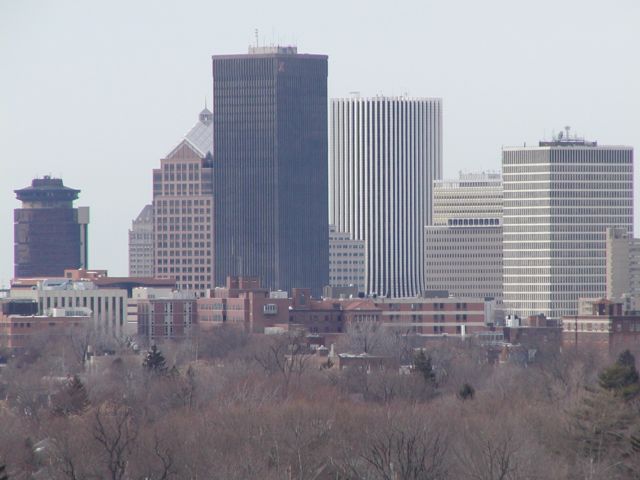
458 382 475 401
571 386 636 472
599 350 640 400
413 350 436 386
143 344 168 375
52 375 90 416
618 349 637 368
0 463 8 480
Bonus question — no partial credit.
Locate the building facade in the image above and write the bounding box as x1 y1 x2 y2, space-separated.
425 172 503 317
329 96 442 298
605 227 640 310
0 299 91 350
132 288 196 342
503 132 633 320
197 276 493 337
212 46 329 296
375 296 494 336
329 225 366 292
9 278 127 334
153 108 214 293
129 204 154 277
14 176 89 278
563 299 640 358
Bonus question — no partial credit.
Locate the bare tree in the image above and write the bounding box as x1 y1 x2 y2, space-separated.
455 430 522 480
92 403 138 480
131 433 175 480
342 319 387 355
338 411 448 480
253 331 314 396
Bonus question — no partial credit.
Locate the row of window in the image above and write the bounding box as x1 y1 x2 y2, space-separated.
156 216 211 224
156 225 210 232
504 173 631 182
503 164 631 174
504 189 632 199
156 199 211 207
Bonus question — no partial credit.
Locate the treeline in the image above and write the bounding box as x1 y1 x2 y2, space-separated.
1 325 640 479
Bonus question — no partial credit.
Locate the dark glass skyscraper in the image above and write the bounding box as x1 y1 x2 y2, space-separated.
14 176 89 278
212 46 328 295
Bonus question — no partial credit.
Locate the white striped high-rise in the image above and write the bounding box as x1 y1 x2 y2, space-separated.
329 97 442 298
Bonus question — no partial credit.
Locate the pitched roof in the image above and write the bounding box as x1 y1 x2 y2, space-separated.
166 108 213 159
133 204 153 224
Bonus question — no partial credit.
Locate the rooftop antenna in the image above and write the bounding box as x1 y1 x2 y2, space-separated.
564 125 571 140
204 96 207 110
254 28 259 48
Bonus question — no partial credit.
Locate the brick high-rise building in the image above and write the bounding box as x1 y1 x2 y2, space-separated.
212 46 329 296
14 176 89 278
153 108 214 293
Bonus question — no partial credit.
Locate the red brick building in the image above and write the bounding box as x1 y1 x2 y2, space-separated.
375 297 494 335
500 313 562 350
197 277 294 333
562 299 640 358
134 289 196 342
197 277 495 337
0 299 91 350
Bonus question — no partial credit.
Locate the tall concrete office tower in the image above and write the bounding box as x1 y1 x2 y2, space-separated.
129 204 154 277
329 96 442 298
503 130 633 320
14 176 89 278
212 46 328 296
425 172 503 317
153 108 214 293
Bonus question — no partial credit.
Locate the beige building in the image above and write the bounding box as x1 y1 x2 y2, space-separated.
502 136 633 320
606 227 640 310
425 172 503 320
128 204 154 277
153 108 214 294
329 225 366 292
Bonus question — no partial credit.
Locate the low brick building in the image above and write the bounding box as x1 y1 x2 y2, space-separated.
133 288 196 342
376 296 495 336
197 277 496 338
197 277 292 333
562 298 640 358
0 299 91 350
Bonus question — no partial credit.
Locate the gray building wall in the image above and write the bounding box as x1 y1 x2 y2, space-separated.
329 225 366 292
128 204 154 277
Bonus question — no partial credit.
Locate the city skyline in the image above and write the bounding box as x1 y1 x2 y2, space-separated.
2 0 639 284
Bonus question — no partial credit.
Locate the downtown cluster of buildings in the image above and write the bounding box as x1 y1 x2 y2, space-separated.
2 45 638 359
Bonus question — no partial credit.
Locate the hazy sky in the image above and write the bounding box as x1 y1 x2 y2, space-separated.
1 0 639 285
